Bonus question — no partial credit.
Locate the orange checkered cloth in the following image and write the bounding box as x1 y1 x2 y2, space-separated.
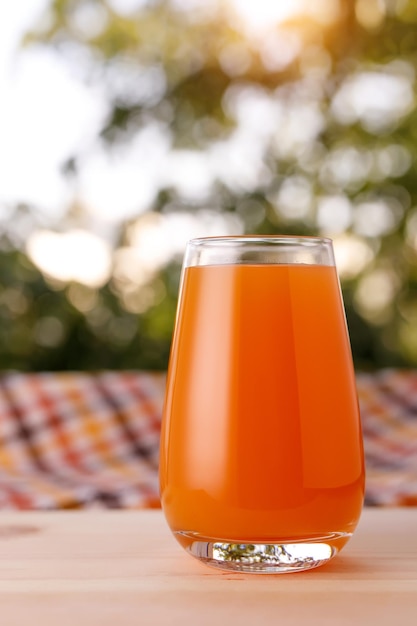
0 369 416 509
357 369 417 506
0 372 165 510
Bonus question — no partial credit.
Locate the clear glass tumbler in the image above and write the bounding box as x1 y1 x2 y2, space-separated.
159 236 365 573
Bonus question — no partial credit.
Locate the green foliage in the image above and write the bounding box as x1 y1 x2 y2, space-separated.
0 246 176 371
2 0 417 371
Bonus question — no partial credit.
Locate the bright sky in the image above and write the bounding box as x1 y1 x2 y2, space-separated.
0 0 309 221
0 0 313 228
0 0 109 219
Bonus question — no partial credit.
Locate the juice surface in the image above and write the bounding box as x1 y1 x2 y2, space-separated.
160 264 365 542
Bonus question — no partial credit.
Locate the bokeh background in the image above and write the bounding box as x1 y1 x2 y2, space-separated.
1 0 417 372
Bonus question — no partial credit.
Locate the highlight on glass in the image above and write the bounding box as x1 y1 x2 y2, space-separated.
159 236 365 574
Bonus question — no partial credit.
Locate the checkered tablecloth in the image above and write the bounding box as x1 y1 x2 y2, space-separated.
0 372 165 510
357 369 417 506
0 369 416 509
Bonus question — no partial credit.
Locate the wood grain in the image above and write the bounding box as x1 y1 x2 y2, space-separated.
0 509 416 625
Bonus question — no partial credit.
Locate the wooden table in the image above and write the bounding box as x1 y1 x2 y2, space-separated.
0 508 416 625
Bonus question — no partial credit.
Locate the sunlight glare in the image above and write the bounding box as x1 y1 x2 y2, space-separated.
27 230 112 288
229 0 305 30
333 234 375 279
228 0 341 34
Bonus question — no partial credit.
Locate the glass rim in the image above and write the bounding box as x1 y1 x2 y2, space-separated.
183 235 336 267
188 235 333 247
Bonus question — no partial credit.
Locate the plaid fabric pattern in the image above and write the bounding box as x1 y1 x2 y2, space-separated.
0 372 165 510
0 369 416 509
357 369 417 506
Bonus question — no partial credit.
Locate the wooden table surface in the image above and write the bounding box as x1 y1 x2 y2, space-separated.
0 508 416 625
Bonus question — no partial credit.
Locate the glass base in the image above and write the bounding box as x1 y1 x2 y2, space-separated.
176 531 351 573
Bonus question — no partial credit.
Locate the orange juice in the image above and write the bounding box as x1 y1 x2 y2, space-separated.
160 263 364 548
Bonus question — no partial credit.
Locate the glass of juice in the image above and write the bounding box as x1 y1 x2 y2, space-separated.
159 236 365 573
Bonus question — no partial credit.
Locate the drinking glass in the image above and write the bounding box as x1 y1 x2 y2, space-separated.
159 236 365 573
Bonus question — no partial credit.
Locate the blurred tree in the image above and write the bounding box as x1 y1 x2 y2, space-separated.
1 0 417 370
